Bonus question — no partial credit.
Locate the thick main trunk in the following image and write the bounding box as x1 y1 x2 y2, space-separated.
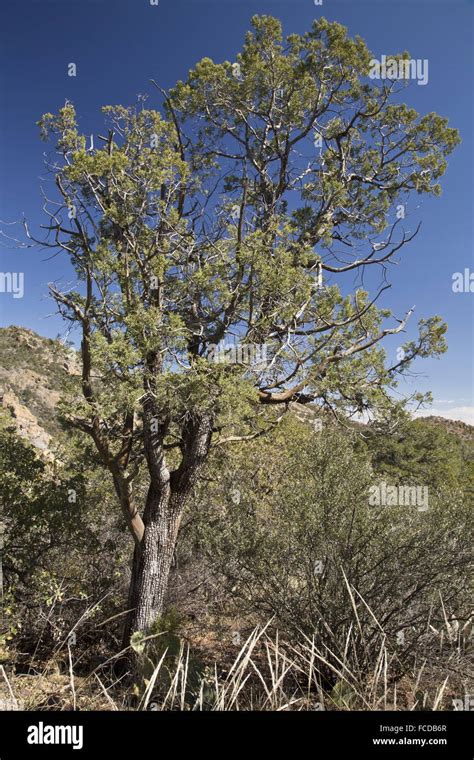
122 486 184 649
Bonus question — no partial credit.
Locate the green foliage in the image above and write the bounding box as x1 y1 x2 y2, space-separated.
366 417 464 493
191 418 472 679
0 411 129 657
32 15 459 470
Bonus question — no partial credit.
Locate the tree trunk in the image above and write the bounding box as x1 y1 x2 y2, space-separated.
121 411 214 655
122 486 182 645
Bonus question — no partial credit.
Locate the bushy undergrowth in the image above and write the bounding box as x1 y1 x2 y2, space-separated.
190 423 472 687
1 411 472 710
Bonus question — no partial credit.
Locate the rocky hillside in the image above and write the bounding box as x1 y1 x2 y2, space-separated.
0 326 80 452
421 415 474 442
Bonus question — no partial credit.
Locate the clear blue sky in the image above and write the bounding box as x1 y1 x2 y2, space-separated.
0 0 472 421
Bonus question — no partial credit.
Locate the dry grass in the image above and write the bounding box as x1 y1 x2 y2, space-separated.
3 612 472 712
2 582 471 712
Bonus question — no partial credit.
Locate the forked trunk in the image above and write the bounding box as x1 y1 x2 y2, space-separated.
121 411 214 656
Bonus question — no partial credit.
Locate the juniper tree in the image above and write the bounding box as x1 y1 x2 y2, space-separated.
30 16 458 648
